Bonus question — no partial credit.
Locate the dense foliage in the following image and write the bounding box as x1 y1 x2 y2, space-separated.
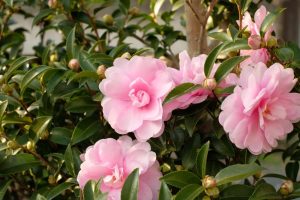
1 0 300 200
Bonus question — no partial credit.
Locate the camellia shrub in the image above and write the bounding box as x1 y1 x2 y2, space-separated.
1 0 300 199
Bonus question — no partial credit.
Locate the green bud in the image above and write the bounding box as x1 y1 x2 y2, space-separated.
279 180 293 195
205 187 220 198
267 36 278 48
202 175 217 189
7 140 18 149
102 14 114 25
161 163 171 173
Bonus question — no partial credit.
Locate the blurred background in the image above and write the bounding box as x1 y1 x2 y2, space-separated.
11 0 300 55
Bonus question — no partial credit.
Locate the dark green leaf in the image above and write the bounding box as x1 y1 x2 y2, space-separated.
221 39 250 54
214 56 248 83
159 181 172 200
64 145 75 177
208 32 232 42
0 153 40 175
249 182 281 200
275 47 294 63
71 116 101 145
185 114 200 137
175 184 203 200
46 182 75 200
31 116 52 140
285 162 299 181
32 9 54 27
215 163 262 186
66 27 76 60
260 8 285 36
4 56 37 82
196 141 210 178
220 184 254 199
163 83 201 104
204 43 227 77
49 127 72 145
83 180 94 200
109 44 129 58
161 171 201 188
120 0 130 9
20 65 52 95
0 100 8 120
0 180 12 200
65 96 98 113
121 168 139 200
67 71 99 84
241 0 252 13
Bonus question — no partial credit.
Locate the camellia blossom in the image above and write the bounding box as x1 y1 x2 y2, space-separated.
163 51 238 120
99 56 174 141
239 5 273 67
77 136 162 200
219 62 300 154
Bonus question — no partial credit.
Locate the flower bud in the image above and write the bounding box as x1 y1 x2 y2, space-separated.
121 52 131 60
161 163 171 173
203 78 217 90
48 175 56 185
40 131 49 140
48 0 58 8
266 36 277 48
202 196 211 200
248 35 261 50
254 171 262 179
2 84 13 95
68 59 80 71
7 140 18 150
205 187 220 198
26 140 35 151
102 14 113 25
97 65 106 79
50 53 58 62
279 180 294 195
129 7 140 16
202 175 217 189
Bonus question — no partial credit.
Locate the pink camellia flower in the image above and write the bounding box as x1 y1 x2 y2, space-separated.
240 48 270 68
163 51 238 120
238 5 274 67
99 56 174 141
77 136 162 200
219 62 300 154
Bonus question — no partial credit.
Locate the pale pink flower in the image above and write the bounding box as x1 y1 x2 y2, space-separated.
163 51 238 120
77 136 162 200
99 56 174 141
240 48 270 68
239 5 273 42
219 62 300 154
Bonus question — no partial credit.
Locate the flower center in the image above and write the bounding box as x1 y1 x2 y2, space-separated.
103 165 125 188
129 89 150 107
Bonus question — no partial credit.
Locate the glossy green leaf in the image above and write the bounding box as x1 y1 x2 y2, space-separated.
49 127 72 145
196 141 210 178
46 182 75 200
42 46 50 65
109 44 129 58
215 163 262 186
249 182 281 200
185 114 201 137
175 184 203 200
260 8 285 36
0 100 8 120
79 52 97 71
64 145 75 177
4 56 37 82
32 9 54 27
163 83 201 104
204 43 227 77
241 0 252 13
71 116 101 145
275 47 294 62
121 168 139 200
31 116 52 140
214 56 248 83
208 32 232 42
66 27 76 60
161 171 201 188
286 162 299 181
65 96 98 113
67 71 99 84
83 180 94 200
20 65 51 95
0 180 12 200
0 153 40 175
220 184 254 199
221 39 250 54
159 181 172 200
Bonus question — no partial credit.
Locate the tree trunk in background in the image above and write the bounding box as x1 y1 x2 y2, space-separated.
184 0 208 57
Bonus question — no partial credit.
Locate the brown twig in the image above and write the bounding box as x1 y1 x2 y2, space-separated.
185 0 202 24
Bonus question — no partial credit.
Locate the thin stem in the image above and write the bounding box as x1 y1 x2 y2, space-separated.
185 0 202 24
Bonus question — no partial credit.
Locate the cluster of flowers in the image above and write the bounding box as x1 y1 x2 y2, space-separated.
77 6 300 200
